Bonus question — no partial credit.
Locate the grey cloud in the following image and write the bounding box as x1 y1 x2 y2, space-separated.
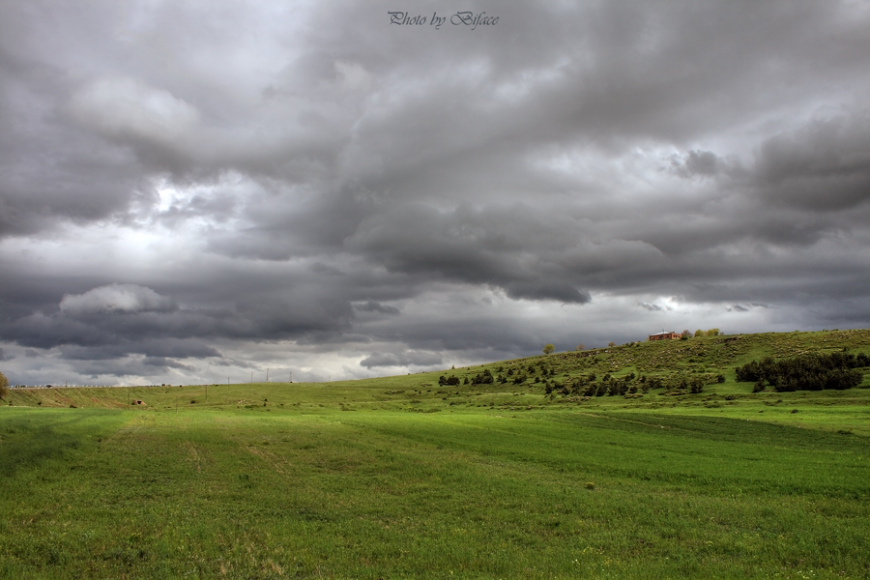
670 150 730 179
60 284 177 315
356 300 566 355
142 357 195 371
637 112 870 254
75 355 197 379
58 339 220 361
345 203 594 303
2 282 355 352
354 301 400 315
3 0 870 385
68 77 200 149
0 42 156 238
5 312 113 349
753 113 870 211
503 281 591 304
360 350 443 369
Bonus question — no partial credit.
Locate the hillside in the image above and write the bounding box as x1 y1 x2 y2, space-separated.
2 329 870 579
6 329 870 426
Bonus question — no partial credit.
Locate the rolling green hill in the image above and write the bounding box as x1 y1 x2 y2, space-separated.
6 329 870 426
2 329 869 579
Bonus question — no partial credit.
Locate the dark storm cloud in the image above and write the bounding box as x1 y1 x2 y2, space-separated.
0 40 157 238
1 282 355 354
72 355 196 380
344 202 595 303
504 281 591 304
2 0 870 384
753 113 870 212
354 301 401 316
643 111 870 259
58 339 220 361
670 150 729 179
360 350 443 369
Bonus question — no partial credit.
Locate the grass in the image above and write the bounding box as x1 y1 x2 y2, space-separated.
2 328 870 578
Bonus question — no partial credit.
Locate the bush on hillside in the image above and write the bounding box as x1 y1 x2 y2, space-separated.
438 375 461 386
470 369 494 385
736 350 868 392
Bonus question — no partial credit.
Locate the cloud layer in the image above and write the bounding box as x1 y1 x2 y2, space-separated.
2 1 869 385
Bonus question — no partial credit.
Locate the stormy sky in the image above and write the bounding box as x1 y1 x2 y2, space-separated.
2 1 870 386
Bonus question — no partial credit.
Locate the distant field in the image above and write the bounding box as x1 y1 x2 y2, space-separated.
2 329 870 579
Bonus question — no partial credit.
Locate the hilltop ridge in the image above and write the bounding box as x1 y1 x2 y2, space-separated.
6 329 870 414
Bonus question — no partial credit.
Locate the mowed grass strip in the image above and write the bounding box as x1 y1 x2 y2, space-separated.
1 406 869 579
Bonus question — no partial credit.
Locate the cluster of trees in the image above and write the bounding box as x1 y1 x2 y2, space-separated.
467 369 495 385
544 372 718 398
693 328 721 337
438 374 462 386
545 372 642 397
439 363 558 388
736 350 869 392
0 371 8 400
677 328 722 339
502 363 557 386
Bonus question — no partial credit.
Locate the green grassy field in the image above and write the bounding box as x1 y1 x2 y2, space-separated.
2 329 870 579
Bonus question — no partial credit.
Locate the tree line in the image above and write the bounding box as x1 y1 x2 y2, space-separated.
439 363 559 387
544 371 723 398
735 350 869 392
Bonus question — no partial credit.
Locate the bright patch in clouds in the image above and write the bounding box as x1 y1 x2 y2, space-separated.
60 284 176 315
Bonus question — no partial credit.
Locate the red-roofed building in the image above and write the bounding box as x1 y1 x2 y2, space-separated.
648 331 681 341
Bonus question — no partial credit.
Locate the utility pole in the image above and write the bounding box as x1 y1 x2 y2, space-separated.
266 368 269 382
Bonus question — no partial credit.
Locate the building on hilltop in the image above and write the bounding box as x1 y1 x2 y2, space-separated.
648 331 681 341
